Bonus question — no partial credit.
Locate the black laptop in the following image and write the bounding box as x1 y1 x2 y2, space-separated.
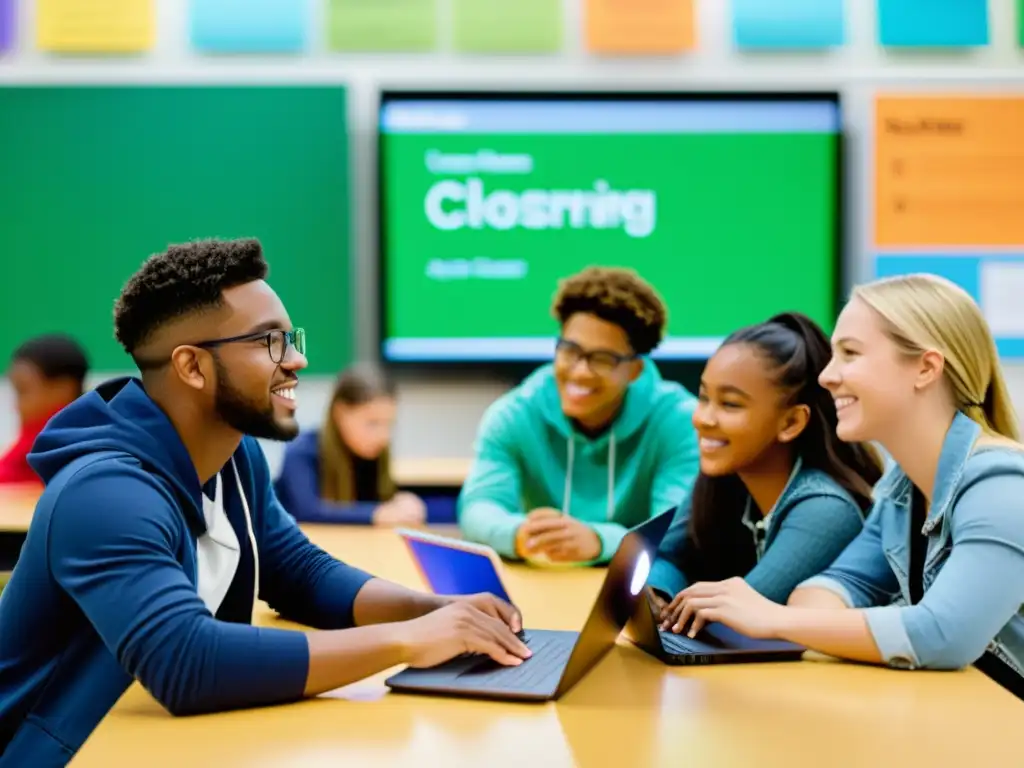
625 587 806 665
384 510 674 702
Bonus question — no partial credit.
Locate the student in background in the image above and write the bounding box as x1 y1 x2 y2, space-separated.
0 334 88 485
652 313 883 629
459 266 700 566
669 274 1024 688
275 363 426 526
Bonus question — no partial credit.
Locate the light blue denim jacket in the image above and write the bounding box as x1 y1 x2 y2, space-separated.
649 461 866 604
800 412 1024 675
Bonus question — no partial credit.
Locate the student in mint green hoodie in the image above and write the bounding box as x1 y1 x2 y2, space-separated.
458 267 700 565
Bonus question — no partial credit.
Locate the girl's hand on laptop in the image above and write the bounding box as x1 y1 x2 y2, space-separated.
663 578 785 639
398 602 532 669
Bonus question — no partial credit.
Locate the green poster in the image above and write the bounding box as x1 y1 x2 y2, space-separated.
327 0 437 52
452 0 563 53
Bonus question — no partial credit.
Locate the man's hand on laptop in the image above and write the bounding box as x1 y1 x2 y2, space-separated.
443 592 523 634
396 601 533 669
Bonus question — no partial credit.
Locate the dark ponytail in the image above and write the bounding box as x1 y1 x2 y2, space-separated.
684 312 883 582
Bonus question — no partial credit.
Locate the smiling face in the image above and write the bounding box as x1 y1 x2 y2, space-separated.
692 343 809 476
819 296 936 444
201 281 308 441
553 312 642 430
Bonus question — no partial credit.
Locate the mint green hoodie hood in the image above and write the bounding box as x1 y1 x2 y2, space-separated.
458 361 700 563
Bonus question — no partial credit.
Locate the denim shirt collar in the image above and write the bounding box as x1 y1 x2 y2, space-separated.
874 411 981 533
742 456 804 558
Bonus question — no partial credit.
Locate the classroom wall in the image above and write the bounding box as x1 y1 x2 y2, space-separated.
2 0 1024 476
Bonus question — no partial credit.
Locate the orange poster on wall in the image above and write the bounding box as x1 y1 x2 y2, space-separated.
875 95 1024 248
584 0 696 54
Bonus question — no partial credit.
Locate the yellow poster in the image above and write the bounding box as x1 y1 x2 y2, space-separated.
37 0 154 53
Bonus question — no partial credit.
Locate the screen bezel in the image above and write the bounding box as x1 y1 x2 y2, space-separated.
375 89 845 374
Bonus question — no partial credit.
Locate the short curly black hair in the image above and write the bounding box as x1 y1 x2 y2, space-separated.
12 334 89 389
113 238 269 356
551 266 667 355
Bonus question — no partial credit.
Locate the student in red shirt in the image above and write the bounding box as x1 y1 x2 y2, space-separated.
0 334 89 485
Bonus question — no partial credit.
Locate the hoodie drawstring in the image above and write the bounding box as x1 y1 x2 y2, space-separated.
562 432 616 521
231 458 260 616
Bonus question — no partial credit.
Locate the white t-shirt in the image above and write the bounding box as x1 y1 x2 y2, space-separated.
195 473 241 616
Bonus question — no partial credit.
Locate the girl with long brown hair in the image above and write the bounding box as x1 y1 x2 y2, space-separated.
275 363 426 526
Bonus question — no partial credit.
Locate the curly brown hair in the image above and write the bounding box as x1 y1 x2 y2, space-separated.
551 266 667 355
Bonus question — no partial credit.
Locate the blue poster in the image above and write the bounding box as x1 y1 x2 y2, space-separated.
733 0 845 49
876 0 989 47
191 0 309 53
875 253 1024 357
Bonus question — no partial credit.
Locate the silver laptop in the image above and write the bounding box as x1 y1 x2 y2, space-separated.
384 511 674 702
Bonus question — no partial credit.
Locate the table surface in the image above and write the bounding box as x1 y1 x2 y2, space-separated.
0 486 40 532
392 456 471 486
72 525 1023 767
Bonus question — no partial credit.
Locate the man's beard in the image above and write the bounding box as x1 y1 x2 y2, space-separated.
213 357 298 441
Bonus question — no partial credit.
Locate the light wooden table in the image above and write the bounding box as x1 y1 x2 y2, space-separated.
0 486 38 533
72 525 1022 767
392 456 471 487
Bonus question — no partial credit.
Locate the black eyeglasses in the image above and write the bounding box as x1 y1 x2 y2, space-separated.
554 338 636 377
195 328 306 364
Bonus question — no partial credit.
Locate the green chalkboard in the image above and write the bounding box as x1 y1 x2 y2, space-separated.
0 85 350 373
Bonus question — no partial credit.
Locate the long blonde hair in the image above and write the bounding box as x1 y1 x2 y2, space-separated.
318 363 398 503
853 273 1020 441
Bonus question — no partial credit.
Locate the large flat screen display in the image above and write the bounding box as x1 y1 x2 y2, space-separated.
377 91 842 362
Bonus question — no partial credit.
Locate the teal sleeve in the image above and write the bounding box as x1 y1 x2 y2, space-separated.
649 396 700 518
591 522 629 565
457 403 526 559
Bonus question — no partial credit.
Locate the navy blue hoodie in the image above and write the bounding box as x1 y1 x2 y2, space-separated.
0 378 374 765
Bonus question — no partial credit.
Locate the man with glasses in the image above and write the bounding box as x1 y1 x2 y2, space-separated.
459 266 700 566
0 239 528 763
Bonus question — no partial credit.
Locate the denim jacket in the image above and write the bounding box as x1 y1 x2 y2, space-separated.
649 462 866 604
800 412 1024 675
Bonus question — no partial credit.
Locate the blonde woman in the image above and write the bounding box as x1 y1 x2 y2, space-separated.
275 363 427 526
664 274 1024 688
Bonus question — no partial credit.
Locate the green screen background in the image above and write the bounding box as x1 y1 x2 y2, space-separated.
382 131 838 349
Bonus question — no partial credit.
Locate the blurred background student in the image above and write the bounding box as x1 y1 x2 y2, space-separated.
0 334 88 486
275 362 428 526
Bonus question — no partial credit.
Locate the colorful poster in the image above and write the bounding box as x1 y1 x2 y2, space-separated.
732 0 845 49
190 0 308 53
876 0 988 47
874 94 1024 357
327 0 437 52
584 0 696 54
452 0 562 53
37 0 155 52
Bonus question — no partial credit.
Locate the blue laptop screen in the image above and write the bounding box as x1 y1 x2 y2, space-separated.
405 539 511 603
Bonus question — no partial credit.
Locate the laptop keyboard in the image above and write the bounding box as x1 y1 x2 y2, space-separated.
455 630 576 691
660 630 713 655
